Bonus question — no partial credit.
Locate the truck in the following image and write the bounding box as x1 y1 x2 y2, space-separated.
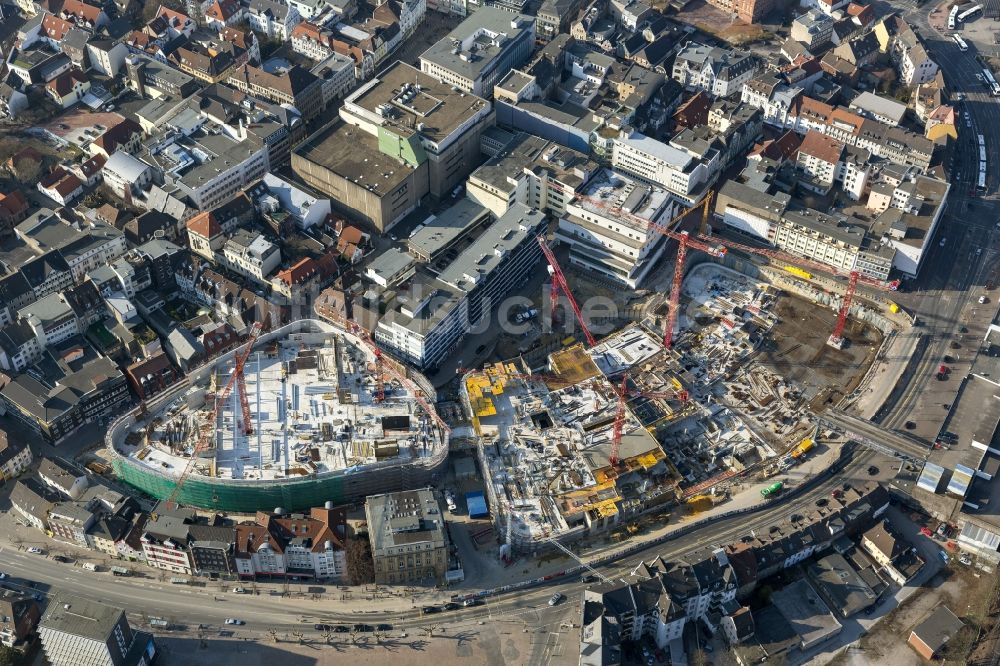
790 438 814 459
761 482 783 499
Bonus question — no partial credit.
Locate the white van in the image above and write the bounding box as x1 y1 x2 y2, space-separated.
82 563 99 572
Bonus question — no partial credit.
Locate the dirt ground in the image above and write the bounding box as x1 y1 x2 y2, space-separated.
757 295 882 409
669 0 776 44
841 565 998 666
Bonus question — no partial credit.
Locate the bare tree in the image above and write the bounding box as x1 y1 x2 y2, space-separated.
420 624 440 638
268 628 279 643
321 630 333 645
292 631 304 645
349 628 360 644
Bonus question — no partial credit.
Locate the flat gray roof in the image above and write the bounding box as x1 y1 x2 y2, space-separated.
365 488 446 554
420 8 533 82
772 579 843 648
295 121 417 197
407 198 489 260
438 203 545 292
41 593 124 642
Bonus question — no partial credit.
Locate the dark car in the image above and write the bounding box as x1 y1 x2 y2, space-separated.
444 602 461 611
867 465 879 476
53 556 72 563
376 624 393 631
422 606 440 614
314 623 331 631
353 624 373 632
333 625 350 633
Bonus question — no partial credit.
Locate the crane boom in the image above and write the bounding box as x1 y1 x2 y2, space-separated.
609 375 628 467
828 271 860 348
538 236 597 347
544 536 612 584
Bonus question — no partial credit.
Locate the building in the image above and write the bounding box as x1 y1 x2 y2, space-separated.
556 168 682 288
309 52 357 106
908 607 964 660
0 354 130 444
48 501 99 546
0 589 40 648
366 488 448 584
791 9 835 50
611 131 715 204
102 151 155 198
45 68 90 109
292 120 427 232
39 594 156 666
37 168 84 207
0 428 32 481
338 61 494 200
419 8 535 98
188 524 236 575
38 458 89 499
233 505 346 579
141 513 195 574
702 0 776 23
672 43 760 98
246 0 302 41
226 64 324 121
220 229 281 282
861 519 924 585
466 132 598 218
376 204 546 367
849 91 907 126
9 478 61 531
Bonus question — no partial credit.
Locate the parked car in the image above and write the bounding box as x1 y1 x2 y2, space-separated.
27 548 43 554
53 556 71 563
959 555 972 566
314 624 331 631
422 606 440 614
0 572 7 579
548 593 564 606
353 624 373 632
919 526 933 537
333 625 350 633
376 624 393 631
462 598 481 607
224 618 244 625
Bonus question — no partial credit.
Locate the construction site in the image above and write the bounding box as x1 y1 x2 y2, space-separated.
108 320 449 513
460 247 883 555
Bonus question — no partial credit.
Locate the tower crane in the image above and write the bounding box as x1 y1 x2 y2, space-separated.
538 236 597 347
576 193 725 348
544 535 613 584
156 321 263 517
609 375 629 467
346 321 450 433
577 190 899 348
694 233 899 348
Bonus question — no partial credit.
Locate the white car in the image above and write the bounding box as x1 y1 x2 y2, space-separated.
979 296 988 304
0 572 7 579
940 237 947 247
27 547 43 554
548 593 564 606
225 618 245 625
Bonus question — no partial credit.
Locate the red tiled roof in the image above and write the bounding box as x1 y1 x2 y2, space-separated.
46 69 88 97
0 190 29 218
186 211 221 238
155 5 192 27
798 130 844 164
62 0 103 22
39 167 83 197
206 0 240 21
276 257 320 286
79 153 106 177
94 118 143 153
41 14 74 41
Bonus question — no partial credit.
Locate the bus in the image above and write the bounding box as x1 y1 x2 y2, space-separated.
980 146 987 163
958 3 982 21
979 134 986 149
949 5 959 29
954 34 969 51
978 169 987 191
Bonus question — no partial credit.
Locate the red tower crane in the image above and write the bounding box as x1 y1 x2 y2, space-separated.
537 236 597 348
158 321 264 516
373 348 386 403
347 321 451 433
575 193 725 348
234 322 264 435
694 233 899 348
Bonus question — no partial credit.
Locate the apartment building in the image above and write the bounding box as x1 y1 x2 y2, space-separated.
220 229 281 282
365 488 448 585
791 9 835 50
672 42 760 98
233 505 346 580
419 8 535 98
467 133 598 218
226 64 324 121
0 589 40 648
0 429 32 481
556 168 681 288
141 515 195 575
701 0 777 23
716 180 894 280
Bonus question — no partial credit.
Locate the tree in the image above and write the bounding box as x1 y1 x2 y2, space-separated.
0 645 20 666
345 534 375 585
